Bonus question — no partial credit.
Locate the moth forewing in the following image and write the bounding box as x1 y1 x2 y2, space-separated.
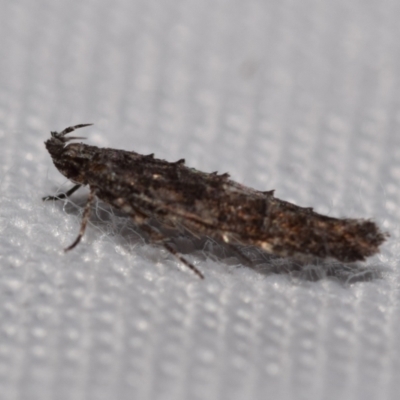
44 124 388 278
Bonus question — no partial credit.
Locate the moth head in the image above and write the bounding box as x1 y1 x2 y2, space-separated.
45 124 94 183
45 124 92 157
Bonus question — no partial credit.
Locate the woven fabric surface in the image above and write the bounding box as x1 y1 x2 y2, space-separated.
0 0 400 399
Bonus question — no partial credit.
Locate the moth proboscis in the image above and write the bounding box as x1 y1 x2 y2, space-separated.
44 124 387 279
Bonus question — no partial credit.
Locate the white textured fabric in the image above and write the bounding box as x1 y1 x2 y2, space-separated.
0 0 400 399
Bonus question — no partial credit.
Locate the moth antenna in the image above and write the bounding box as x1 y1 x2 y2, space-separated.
59 123 93 137
64 136 87 142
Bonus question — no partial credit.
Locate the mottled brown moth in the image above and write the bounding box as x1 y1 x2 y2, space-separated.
44 124 387 279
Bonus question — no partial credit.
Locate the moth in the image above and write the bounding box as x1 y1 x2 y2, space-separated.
44 124 387 278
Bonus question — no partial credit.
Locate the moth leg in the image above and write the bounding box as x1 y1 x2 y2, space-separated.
64 188 95 252
43 184 82 201
139 223 204 279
